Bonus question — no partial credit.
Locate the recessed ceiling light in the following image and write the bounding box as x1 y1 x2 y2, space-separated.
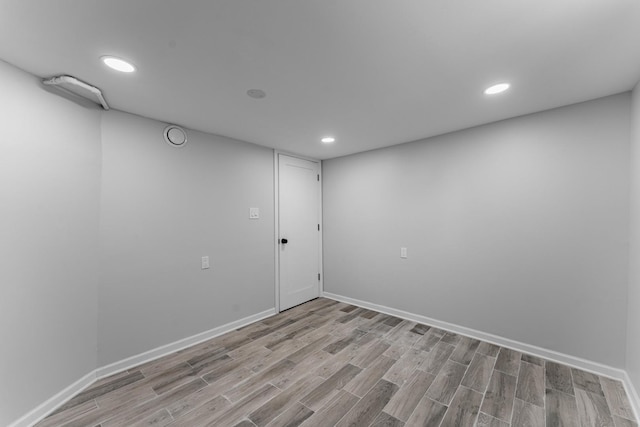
101 56 136 73
484 83 510 95
321 137 336 144
247 89 266 99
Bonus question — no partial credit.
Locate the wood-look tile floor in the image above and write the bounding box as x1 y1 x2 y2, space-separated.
37 298 637 427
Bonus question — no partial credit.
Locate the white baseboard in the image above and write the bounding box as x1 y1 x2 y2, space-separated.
10 308 276 427
95 308 276 380
323 292 628 381
8 371 96 427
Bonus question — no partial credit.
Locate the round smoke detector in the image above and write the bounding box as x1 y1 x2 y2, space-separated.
164 125 187 147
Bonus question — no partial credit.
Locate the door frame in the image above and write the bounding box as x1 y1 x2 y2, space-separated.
274 150 323 313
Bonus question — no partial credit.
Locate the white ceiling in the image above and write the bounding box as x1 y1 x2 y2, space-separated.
1 1 640 159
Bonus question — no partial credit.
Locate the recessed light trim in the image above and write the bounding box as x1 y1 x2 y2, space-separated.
484 83 510 95
101 56 136 73
321 137 336 144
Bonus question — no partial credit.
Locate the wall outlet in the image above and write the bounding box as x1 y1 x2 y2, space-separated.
400 247 407 259
249 207 260 219
201 256 210 269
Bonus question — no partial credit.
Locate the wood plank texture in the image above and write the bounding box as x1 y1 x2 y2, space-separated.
572 368 605 396
601 377 636 421
344 355 396 396
614 415 639 427
439 386 483 426
546 388 580 427
249 376 321 426
494 348 521 376
34 298 636 427
383 369 435 421
405 395 448 426
477 412 510 427
546 361 575 395
575 388 615 426
477 342 500 357
370 412 404 427
300 390 358 427
425 359 468 405
448 336 480 365
335 379 399 427
512 398 544 427
461 353 494 393
301 364 362 410
480 370 517 422
264 402 313 427
515 361 544 407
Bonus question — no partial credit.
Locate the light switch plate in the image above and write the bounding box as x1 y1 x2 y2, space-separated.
249 207 260 219
201 256 210 269
400 247 407 259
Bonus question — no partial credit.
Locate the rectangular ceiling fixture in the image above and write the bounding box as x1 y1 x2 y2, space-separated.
42 75 110 110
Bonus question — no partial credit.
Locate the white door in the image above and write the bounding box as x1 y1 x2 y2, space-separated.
278 154 321 311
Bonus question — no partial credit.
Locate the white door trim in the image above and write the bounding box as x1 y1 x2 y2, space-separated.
274 150 323 313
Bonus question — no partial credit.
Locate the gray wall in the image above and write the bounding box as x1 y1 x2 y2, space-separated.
98 111 275 365
0 60 101 425
628 83 640 392
323 93 631 367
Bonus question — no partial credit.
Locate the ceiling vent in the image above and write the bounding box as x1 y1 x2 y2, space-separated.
42 75 109 110
164 125 187 147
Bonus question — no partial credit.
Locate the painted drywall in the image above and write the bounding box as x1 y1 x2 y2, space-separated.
0 60 101 426
98 111 275 365
628 83 640 394
323 93 631 367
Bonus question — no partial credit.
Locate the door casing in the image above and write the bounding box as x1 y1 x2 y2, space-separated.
274 151 323 313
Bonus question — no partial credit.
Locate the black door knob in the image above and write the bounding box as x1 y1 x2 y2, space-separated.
281 238 288 244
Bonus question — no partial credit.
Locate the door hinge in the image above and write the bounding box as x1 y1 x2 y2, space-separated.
318 273 321 280
318 224 320 231
317 174 320 181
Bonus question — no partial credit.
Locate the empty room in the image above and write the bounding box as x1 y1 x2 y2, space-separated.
2 1 640 426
